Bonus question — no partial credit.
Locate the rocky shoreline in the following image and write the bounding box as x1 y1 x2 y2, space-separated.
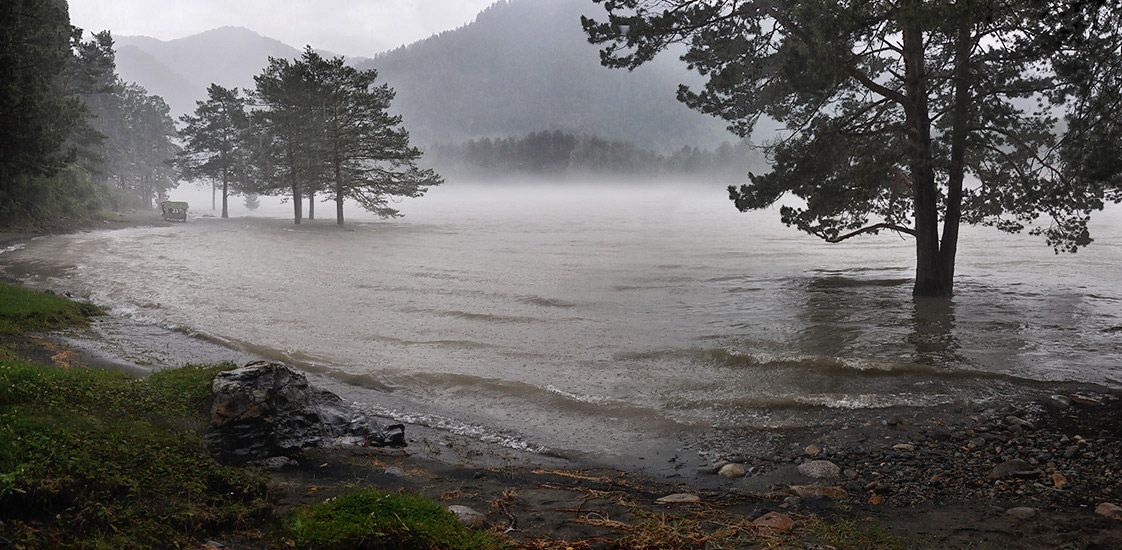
204 358 1122 548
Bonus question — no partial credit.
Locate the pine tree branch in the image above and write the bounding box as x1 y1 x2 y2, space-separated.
817 222 916 243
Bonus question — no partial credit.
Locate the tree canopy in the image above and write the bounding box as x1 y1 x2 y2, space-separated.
250 48 440 225
584 0 1122 296
179 84 250 218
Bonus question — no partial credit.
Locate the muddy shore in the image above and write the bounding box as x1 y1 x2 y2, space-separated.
8 297 1120 549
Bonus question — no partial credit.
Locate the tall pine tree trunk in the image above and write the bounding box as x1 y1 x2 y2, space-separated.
937 18 974 297
221 166 229 218
292 184 302 225
335 165 345 225
308 192 315 220
903 17 953 297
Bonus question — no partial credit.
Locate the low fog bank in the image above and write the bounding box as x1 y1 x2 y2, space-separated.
165 175 748 223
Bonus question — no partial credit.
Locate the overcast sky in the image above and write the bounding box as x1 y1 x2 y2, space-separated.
68 0 499 57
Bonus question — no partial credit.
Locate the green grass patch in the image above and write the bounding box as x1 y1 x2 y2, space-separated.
796 512 925 550
0 361 270 549
0 282 101 336
278 488 508 550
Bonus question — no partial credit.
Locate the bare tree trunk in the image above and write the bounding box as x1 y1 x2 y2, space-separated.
938 18 973 297
292 184 303 225
903 17 952 297
308 192 315 220
335 168 345 226
221 167 229 218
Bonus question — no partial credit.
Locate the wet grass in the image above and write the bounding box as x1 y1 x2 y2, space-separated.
0 283 269 549
0 281 101 336
0 361 272 549
277 488 509 550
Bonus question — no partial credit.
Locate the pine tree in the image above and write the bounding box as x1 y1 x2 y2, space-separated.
178 85 250 218
584 0 1122 296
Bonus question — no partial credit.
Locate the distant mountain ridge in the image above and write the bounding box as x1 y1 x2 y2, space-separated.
112 0 732 149
359 0 729 149
114 27 303 115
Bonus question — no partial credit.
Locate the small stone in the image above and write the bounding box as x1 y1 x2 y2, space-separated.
968 437 987 448
991 458 1040 479
1064 445 1080 459
780 496 802 510
204 542 225 549
892 443 915 452
1045 394 1073 410
843 468 859 480
798 460 841 479
1004 415 1034 429
1070 394 1103 406
1005 507 1037 519
385 467 407 477
697 465 721 475
718 463 748 478
1052 472 1069 489
1096 503 1122 520
789 485 848 500
448 505 487 527
805 444 823 456
887 415 904 426
656 493 701 504
753 511 795 534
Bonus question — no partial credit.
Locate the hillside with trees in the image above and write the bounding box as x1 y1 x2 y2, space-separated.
362 0 730 150
1 1 179 227
109 0 733 152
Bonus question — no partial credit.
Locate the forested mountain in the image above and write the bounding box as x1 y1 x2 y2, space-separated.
359 0 730 150
111 0 732 151
114 27 303 116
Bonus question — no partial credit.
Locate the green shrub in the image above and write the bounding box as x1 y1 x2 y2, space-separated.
279 488 508 550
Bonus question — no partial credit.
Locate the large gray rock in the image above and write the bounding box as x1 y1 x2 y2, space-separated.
205 362 404 462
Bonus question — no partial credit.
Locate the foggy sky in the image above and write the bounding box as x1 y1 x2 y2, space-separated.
68 0 499 57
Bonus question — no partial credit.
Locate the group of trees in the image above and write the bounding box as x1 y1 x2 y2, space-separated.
178 48 440 224
428 130 762 179
1 1 178 225
585 0 1122 296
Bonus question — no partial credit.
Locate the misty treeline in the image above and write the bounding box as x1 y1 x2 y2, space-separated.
1 1 178 226
428 130 762 180
179 47 441 225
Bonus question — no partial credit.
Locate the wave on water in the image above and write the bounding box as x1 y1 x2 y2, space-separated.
518 296 577 308
0 243 27 255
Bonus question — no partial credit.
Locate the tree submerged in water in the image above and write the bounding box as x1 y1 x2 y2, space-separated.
584 0 1122 296
250 47 441 225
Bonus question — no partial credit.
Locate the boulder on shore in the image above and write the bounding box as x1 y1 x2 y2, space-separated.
205 361 404 462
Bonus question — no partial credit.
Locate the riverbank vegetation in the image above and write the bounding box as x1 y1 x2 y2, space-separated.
1 3 178 228
0 283 508 549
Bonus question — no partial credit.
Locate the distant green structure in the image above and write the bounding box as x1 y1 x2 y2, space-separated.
161 201 188 222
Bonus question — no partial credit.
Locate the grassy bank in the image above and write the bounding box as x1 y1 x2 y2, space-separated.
0 282 509 550
0 282 101 336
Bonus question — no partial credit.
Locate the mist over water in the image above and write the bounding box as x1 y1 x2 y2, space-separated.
3 182 1121 461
